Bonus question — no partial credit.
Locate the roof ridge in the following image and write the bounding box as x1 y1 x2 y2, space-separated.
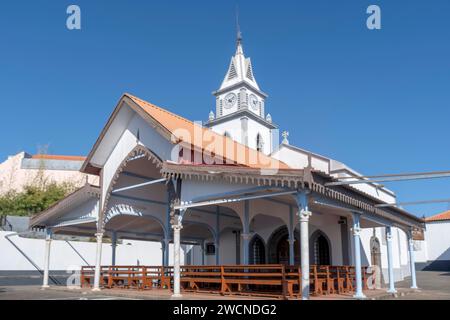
125 93 195 127
125 93 290 169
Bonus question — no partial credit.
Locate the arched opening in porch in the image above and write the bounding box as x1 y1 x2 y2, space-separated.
181 203 242 265
267 226 300 265
181 221 217 266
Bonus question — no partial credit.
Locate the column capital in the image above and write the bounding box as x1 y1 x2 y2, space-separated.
95 232 104 238
385 226 393 241
241 233 252 240
351 226 361 237
298 209 312 222
288 238 296 245
171 223 183 231
44 228 53 241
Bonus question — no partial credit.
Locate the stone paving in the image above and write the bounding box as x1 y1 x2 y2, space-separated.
0 271 449 300
388 271 450 300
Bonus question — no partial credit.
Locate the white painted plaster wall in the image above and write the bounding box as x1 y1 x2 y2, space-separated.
209 116 273 155
0 231 169 271
101 109 174 211
360 227 410 284
424 221 450 261
0 152 98 196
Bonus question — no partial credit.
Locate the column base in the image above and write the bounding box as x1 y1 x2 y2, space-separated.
410 286 419 290
41 285 50 290
67 285 81 290
387 289 397 294
353 292 366 299
171 293 183 299
92 287 101 292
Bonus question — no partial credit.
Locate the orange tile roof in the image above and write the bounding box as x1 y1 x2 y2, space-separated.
32 154 86 161
126 93 291 170
425 210 450 222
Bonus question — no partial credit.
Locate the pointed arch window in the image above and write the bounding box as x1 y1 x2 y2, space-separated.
256 133 264 152
249 235 266 265
313 234 331 265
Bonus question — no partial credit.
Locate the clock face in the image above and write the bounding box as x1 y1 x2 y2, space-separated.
224 93 237 108
249 94 259 111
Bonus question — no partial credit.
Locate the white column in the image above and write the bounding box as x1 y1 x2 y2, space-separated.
41 228 52 289
201 240 205 266
242 200 250 265
296 192 311 300
385 226 397 293
215 240 220 265
352 212 366 299
111 232 117 266
241 233 251 265
92 232 104 291
215 206 220 265
288 238 295 265
162 237 170 266
299 208 311 300
407 230 418 289
288 205 295 266
172 221 183 298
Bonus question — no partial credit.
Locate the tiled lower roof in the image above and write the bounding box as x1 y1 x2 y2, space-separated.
32 154 86 161
425 210 450 222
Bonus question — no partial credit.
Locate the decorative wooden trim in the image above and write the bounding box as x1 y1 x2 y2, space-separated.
102 145 165 217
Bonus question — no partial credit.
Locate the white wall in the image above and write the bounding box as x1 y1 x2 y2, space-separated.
210 116 274 155
424 221 450 261
1 231 165 271
359 227 411 283
0 152 99 196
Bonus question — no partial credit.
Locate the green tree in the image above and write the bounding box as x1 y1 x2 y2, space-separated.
0 182 75 216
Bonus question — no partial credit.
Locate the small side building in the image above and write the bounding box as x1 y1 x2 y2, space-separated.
0 152 99 195
415 210 450 271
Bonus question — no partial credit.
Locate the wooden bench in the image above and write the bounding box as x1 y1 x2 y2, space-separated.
80 266 108 288
180 266 222 292
107 266 144 289
80 264 373 298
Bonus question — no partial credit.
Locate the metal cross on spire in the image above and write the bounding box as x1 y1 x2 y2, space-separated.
282 131 290 144
236 6 242 45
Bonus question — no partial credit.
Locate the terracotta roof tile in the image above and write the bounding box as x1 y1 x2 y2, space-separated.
425 210 450 222
32 154 86 161
126 93 290 170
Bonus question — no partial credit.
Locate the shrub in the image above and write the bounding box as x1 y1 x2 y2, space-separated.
0 182 76 216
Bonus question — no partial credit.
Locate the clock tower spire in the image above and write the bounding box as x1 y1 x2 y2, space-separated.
206 25 277 155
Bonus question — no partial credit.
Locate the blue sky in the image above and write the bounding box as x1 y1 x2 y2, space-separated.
0 1 449 217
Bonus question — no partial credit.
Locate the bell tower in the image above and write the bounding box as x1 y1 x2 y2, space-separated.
206 29 277 155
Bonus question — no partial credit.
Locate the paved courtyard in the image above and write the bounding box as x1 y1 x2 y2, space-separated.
0 271 449 300
390 271 450 300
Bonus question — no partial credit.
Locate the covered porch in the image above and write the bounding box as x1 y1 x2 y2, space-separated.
30 146 423 300
29 94 424 300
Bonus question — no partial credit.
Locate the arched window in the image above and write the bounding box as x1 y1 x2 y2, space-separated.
249 235 266 265
256 133 264 152
311 231 331 265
